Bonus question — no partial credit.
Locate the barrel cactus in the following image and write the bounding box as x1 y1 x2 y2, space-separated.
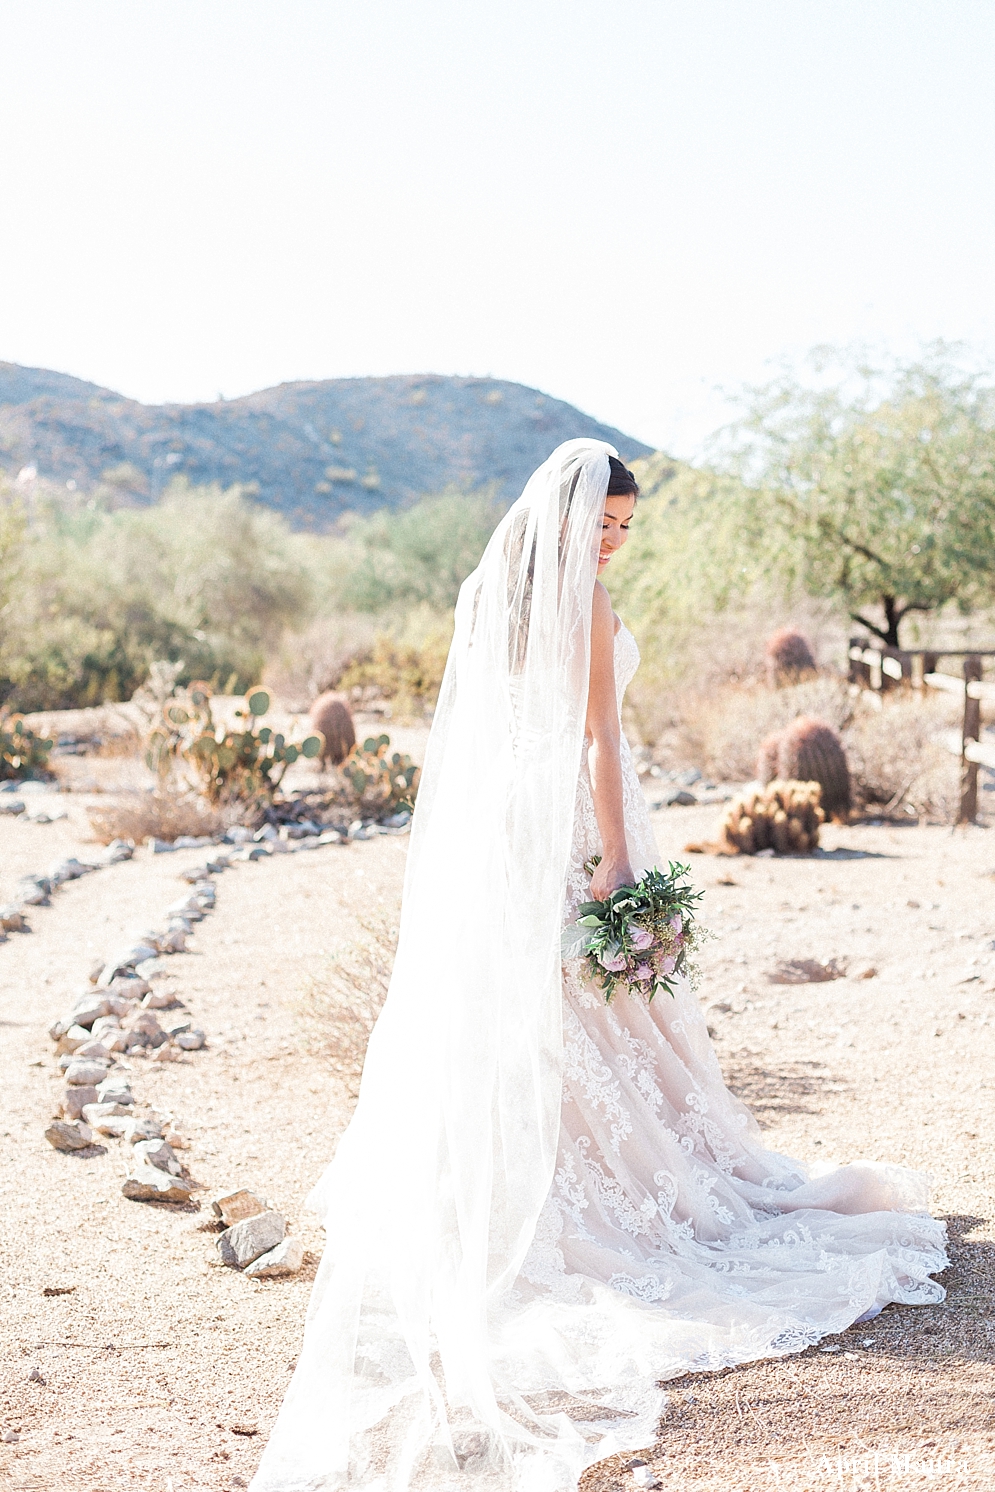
718 781 824 855
757 716 851 821
309 691 356 767
765 628 817 686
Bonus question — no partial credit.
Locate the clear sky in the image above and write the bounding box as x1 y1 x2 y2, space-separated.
1 0 993 456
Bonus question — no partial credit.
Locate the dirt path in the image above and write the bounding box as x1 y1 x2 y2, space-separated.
1 793 993 1491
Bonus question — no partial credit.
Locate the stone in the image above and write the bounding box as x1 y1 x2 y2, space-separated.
122 1161 194 1203
175 1029 206 1051
17 875 52 904
852 963 878 980
55 1024 92 1056
125 1012 168 1047
105 976 150 1000
211 1189 268 1227
135 957 169 981
167 897 204 920
766 958 847 985
73 1039 111 1061
157 929 188 953
123 1118 163 1143
0 798 25 815
244 1235 305 1278
142 986 182 1010
45 1119 94 1152
217 1211 286 1269
148 837 177 854
96 1078 135 1106
98 944 159 984
166 917 193 935
0 904 27 931
70 995 113 1029
173 835 215 849
133 1138 182 1175
99 1028 133 1053
64 1058 111 1086
60 1085 99 1119
47 857 94 885
103 838 134 864
81 1102 133 1132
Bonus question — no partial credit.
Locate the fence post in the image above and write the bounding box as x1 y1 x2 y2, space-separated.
959 655 982 825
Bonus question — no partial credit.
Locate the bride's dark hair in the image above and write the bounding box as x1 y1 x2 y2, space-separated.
607 456 639 498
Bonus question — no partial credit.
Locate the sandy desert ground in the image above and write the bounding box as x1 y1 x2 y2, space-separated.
1 767 993 1492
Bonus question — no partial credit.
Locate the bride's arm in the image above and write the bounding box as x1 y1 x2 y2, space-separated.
586 583 635 901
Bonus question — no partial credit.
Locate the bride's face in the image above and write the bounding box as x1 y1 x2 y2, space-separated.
597 493 636 573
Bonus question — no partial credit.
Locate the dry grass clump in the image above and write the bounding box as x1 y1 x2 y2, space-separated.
87 791 225 845
698 780 824 856
667 676 854 783
846 692 960 819
296 913 397 1095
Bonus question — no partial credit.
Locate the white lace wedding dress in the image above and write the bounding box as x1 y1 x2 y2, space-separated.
251 445 946 1492
516 622 948 1371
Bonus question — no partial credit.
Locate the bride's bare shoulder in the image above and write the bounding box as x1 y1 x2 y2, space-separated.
593 581 622 636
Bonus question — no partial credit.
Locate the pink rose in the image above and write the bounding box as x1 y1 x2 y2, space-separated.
669 913 683 934
599 951 626 973
658 954 676 975
633 963 653 981
629 926 653 951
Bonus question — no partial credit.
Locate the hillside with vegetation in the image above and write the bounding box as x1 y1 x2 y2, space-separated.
0 364 652 526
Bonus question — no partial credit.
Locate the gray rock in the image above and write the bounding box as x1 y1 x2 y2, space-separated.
70 995 112 1029
45 1119 94 1152
217 1211 286 1269
244 1236 305 1278
166 897 204 921
96 1078 135 1106
135 957 169 981
172 835 215 849
141 986 181 1010
60 1085 99 1119
105 976 150 1000
125 1012 168 1047
0 798 25 815
211 1189 267 1227
157 929 188 953
102 838 134 864
133 1138 182 1175
98 1028 133 1053
123 1118 163 1143
73 1039 112 1061
175 1029 206 1051
0 904 27 931
98 944 159 984
48 857 95 885
89 1015 123 1037
81 1102 133 1131
64 1058 112 1086
122 1161 194 1203
54 1024 92 1055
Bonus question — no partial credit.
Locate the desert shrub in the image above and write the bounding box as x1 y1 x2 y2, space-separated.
668 676 854 783
0 481 313 710
262 613 379 710
0 714 53 779
155 686 322 808
296 913 398 1094
845 693 960 818
88 792 224 846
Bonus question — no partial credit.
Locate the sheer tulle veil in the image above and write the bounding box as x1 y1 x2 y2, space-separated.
251 439 639 1492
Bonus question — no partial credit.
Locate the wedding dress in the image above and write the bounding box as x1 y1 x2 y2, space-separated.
251 442 946 1492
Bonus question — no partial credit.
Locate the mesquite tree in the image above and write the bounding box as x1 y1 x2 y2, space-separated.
726 354 995 647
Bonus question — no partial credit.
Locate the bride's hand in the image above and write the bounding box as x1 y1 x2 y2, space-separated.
589 855 635 901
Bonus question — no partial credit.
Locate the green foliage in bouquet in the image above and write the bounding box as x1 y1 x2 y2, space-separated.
146 685 322 807
562 859 706 1003
0 714 53 779
337 734 421 818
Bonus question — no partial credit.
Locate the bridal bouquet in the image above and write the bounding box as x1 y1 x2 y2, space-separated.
561 859 705 1002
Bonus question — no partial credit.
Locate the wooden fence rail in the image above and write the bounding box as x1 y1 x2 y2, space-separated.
848 640 994 824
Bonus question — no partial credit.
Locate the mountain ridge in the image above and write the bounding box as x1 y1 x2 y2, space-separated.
0 363 653 527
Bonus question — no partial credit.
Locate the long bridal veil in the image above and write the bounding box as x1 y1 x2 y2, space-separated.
251 440 627 1492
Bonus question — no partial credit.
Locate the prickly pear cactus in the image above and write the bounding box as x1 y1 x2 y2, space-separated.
338 734 420 817
759 716 851 821
0 714 53 779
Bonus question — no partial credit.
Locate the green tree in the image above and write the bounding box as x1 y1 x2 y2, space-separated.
725 352 995 646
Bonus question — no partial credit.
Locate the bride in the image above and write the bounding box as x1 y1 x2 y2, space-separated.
251 440 946 1492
